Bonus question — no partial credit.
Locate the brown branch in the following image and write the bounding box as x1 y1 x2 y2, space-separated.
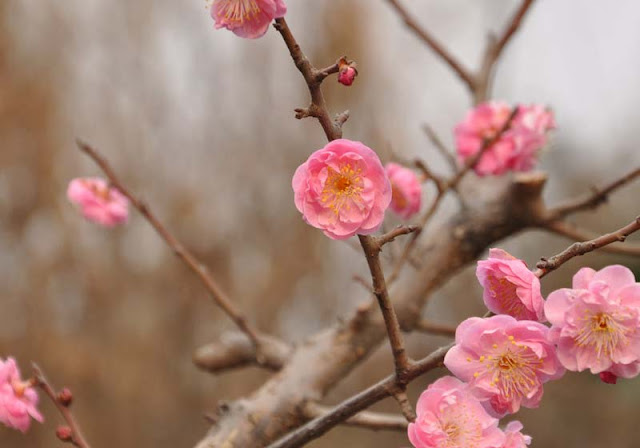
421 123 457 172
391 390 416 422
546 167 640 220
304 403 408 432
75 140 264 350
384 0 475 92
32 364 91 448
535 216 640 277
542 220 640 257
375 225 419 248
414 320 457 337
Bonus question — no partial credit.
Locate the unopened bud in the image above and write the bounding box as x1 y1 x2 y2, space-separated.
599 371 617 385
337 57 358 86
56 425 73 442
57 387 73 407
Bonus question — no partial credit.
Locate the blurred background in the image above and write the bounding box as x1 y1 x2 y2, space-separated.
1 0 639 446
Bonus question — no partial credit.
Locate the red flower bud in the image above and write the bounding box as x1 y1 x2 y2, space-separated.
57 387 73 407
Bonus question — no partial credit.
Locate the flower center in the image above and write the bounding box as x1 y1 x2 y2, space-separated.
391 182 408 210
575 311 629 358
321 164 363 215
218 0 260 24
487 342 541 400
486 276 528 318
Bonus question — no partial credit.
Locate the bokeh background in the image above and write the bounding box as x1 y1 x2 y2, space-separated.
1 0 640 446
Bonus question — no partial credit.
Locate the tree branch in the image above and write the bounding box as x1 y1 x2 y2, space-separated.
541 220 640 257
421 123 457 172
304 403 408 432
413 320 457 337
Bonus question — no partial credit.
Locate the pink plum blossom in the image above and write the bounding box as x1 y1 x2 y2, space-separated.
385 163 422 220
476 248 545 322
454 101 555 176
292 139 391 240
211 0 286 39
67 177 129 227
0 358 43 432
408 376 505 448
444 315 564 417
545 265 640 379
501 421 531 448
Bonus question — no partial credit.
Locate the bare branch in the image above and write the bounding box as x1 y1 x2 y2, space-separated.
75 140 264 349
304 403 408 432
421 123 457 172
414 320 457 337
542 220 640 257
376 225 419 248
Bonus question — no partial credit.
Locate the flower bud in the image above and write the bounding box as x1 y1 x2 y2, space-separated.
337 57 358 86
56 425 73 442
57 387 73 407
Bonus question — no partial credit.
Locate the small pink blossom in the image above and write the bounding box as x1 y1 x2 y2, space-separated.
454 101 554 176
67 177 129 227
408 376 505 448
211 0 286 39
545 265 640 378
476 248 545 322
292 139 391 240
444 315 564 417
385 163 422 220
501 421 531 448
0 358 43 432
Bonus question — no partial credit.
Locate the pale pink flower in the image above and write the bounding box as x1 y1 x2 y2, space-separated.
408 376 505 448
545 265 640 379
0 358 43 432
454 101 554 176
211 0 286 39
444 315 564 417
385 163 422 220
476 248 545 322
501 421 531 448
292 139 391 240
67 177 129 227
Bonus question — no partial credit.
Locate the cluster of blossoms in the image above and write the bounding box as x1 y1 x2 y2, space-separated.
409 248 640 448
454 102 555 176
0 358 43 433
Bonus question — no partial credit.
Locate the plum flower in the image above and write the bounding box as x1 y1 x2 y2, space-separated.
545 265 640 379
292 139 391 240
454 101 554 176
408 376 505 448
501 421 531 448
385 163 422 219
476 248 545 322
211 0 286 39
444 315 564 417
0 358 43 432
67 177 129 227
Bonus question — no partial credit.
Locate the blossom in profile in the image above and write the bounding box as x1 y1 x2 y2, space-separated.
0 358 43 432
501 421 531 448
292 139 391 240
444 315 564 417
545 265 640 379
385 163 422 220
408 376 505 448
454 101 554 176
211 0 286 39
476 248 545 321
67 177 129 227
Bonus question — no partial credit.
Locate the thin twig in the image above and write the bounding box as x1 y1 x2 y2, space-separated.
75 140 263 349
414 320 457 337
376 225 419 248
422 123 457 172
391 389 416 422
542 220 640 257
304 403 408 432
32 364 90 448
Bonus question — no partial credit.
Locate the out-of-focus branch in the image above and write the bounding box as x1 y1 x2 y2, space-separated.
545 167 640 220
384 0 475 92
542 220 640 257
535 216 640 277
193 333 292 374
304 403 408 432
421 123 457 172
414 320 457 337
32 364 91 448
76 140 265 351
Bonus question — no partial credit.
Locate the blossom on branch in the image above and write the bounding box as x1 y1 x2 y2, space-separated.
385 163 422 220
545 265 640 379
476 248 545 322
444 315 564 417
211 0 286 39
408 376 505 448
0 358 43 432
67 177 129 227
454 101 554 176
292 139 391 240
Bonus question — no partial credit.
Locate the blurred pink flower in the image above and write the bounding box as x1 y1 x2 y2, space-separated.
476 248 545 321
501 421 531 448
0 358 43 433
545 265 640 379
385 163 422 220
444 315 564 417
67 177 129 227
211 0 286 39
292 139 391 240
454 101 554 176
408 376 505 448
